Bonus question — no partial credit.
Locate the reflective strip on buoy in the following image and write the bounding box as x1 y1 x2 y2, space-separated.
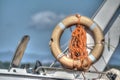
90 23 97 31
88 54 96 62
58 22 66 30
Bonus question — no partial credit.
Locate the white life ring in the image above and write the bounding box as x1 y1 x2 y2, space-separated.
49 14 104 70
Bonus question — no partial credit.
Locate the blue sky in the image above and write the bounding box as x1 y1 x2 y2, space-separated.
0 0 119 65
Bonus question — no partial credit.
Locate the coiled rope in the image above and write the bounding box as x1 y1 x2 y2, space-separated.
68 24 90 70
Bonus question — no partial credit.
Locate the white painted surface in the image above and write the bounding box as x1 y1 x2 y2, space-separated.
93 15 120 71
89 0 120 72
93 0 120 30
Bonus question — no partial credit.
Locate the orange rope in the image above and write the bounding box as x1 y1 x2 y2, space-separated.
69 25 90 70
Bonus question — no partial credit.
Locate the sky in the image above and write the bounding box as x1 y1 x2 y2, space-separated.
0 0 119 66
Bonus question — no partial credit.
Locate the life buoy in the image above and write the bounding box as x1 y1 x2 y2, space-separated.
49 14 104 70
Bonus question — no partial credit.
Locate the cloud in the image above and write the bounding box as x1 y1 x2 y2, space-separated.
30 11 66 30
